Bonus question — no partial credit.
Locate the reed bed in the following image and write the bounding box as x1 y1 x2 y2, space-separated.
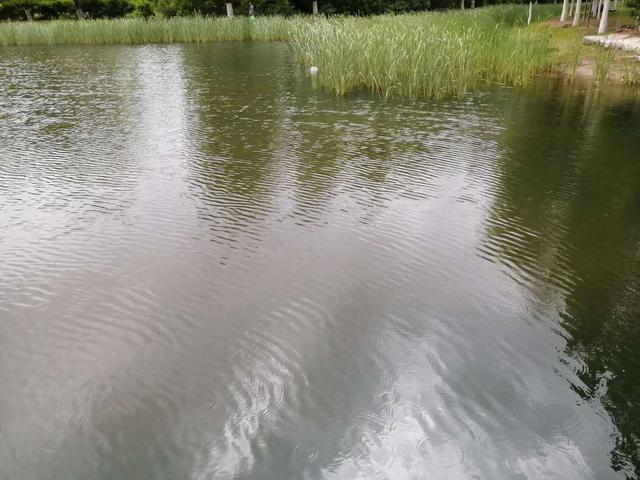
0 5 561 99
0 15 297 46
291 8 558 99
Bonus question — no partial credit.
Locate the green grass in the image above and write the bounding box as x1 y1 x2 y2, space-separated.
0 5 563 99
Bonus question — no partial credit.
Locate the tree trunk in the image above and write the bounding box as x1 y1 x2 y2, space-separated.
598 0 611 33
569 0 574 16
528 1 533 24
312 0 318 14
226 2 234 16
471 0 475 8
460 0 465 9
572 0 582 25
24 8 33 20
597 0 603 19
72 0 86 19
561 0 570 21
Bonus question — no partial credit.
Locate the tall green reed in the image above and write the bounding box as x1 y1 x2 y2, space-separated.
0 15 297 46
569 36 583 78
593 43 617 85
290 8 554 99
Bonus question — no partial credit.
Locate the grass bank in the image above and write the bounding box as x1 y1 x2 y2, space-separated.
0 5 567 99
548 11 640 87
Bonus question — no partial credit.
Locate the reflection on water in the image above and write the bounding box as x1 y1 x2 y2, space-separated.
487 85 640 476
0 43 639 480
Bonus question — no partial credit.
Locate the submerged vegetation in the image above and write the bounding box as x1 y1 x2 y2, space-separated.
0 5 565 99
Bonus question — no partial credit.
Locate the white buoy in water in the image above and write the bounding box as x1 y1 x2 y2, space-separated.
310 66 319 76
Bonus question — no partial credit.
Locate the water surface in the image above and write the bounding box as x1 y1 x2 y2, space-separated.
1 43 639 479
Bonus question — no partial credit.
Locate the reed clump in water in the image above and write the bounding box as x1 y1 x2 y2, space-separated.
291 6 559 99
593 43 617 85
0 5 560 99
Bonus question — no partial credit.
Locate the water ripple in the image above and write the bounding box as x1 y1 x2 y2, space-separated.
1 43 638 480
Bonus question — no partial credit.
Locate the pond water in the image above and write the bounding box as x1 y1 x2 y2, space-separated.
1 42 639 480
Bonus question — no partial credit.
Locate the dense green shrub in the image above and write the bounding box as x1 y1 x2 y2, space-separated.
126 0 153 16
82 0 133 17
628 0 640 21
0 0 73 19
0 0 559 20
249 0 295 15
307 0 431 15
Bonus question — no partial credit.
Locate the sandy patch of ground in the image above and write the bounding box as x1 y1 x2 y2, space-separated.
584 32 640 54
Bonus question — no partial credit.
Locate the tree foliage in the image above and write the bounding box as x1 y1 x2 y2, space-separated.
628 0 640 20
0 0 549 20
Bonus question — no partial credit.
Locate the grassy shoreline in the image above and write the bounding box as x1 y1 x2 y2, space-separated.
2 6 636 98
548 17 640 87
0 15 295 45
0 6 559 46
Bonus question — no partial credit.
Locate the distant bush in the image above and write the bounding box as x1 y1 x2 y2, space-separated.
628 0 640 21
82 0 133 17
0 0 560 20
126 0 153 16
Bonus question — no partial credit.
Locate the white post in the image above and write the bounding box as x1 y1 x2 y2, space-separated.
226 2 234 16
561 0 570 21
598 0 611 33
312 0 318 14
572 0 582 25
528 1 533 24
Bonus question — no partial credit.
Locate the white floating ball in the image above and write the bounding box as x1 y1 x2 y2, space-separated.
309 66 319 76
